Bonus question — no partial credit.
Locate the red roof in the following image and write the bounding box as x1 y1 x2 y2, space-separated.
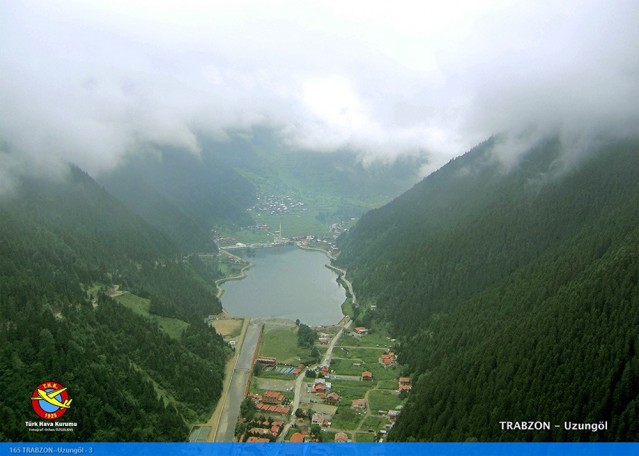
289 432 305 443
246 436 270 443
361 371 373 380
381 353 395 364
352 399 366 408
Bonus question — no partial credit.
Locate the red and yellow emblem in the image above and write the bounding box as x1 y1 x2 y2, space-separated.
31 382 72 420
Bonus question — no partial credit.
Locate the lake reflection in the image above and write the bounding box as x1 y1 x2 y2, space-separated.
221 245 345 326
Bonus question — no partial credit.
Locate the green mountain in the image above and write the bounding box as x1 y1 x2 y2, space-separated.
203 128 425 238
99 129 424 247
98 147 257 252
0 166 226 441
336 137 639 441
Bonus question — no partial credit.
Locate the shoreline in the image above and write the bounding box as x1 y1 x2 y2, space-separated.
216 243 352 328
215 263 254 300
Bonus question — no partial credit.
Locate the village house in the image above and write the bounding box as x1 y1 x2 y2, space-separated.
351 399 367 410
256 356 277 365
311 378 332 394
248 427 271 437
311 382 326 394
256 403 290 414
379 352 395 366
325 392 340 405
262 391 285 405
354 326 368 335
361 371 373 381
291 364 305 375
319 337 329 345
398 377 412 391
388 410 400 420
270 422 283 437
289 432 305 443
246 436 270 443
312 412 331 427
335 432 349 443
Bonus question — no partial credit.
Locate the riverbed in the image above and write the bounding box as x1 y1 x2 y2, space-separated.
220 245 345 326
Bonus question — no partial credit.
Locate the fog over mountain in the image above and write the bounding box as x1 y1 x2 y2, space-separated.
1 0 638 187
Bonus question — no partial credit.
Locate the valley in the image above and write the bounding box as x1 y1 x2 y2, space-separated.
198 244 409 443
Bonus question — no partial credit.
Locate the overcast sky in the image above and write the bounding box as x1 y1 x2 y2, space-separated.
1 0 638 183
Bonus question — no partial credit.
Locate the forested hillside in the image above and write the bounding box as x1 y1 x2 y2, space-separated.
336 138 639 441
99 147 256 252
0 166 227 441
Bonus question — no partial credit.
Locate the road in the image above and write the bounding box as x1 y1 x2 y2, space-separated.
277 369 306 442
325 264 356 305
321 318 352 367
213 319 263 442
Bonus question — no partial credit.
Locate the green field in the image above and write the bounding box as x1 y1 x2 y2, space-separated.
330 358 366 376
378 379 399 390
331 347 400 380
354 432 377 442
319 430 337 442
328 381 370 402
368 389 405 412
341 298 354 318
115 293 189 340
337 332 393 349
330 406 364 431
362 415 388 429
258 327 309 364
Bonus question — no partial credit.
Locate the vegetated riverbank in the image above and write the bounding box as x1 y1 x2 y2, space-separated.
297 243 358 321
215 263 254 300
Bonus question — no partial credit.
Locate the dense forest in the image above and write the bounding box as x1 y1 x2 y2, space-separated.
99 146 256 252
336 138 639 441
0 166 227 441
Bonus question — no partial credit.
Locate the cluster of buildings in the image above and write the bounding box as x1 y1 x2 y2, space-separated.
248 391 291 415
307 378 341 406
250 193 306 216
242 419 286 442
285 430 349 443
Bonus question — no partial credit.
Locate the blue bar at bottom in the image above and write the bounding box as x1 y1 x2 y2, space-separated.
1 443 639 456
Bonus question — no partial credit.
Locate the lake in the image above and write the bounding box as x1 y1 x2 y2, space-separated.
220 245 345 326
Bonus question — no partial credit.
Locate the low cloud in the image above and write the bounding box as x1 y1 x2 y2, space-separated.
1 0 638 183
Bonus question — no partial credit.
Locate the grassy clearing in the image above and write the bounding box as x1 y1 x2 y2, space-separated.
378 379 399 390
115 293 189 340
319 430 338 442
347 348 383 363
130 362 176 408
87 283 103 295
354 432 377 442
341 298 354 318
259 327 308 364
331 406 364 431
330 358 366 376
340 332 393 348
368 389 404 412
362 415 388 429
328 382 370 402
